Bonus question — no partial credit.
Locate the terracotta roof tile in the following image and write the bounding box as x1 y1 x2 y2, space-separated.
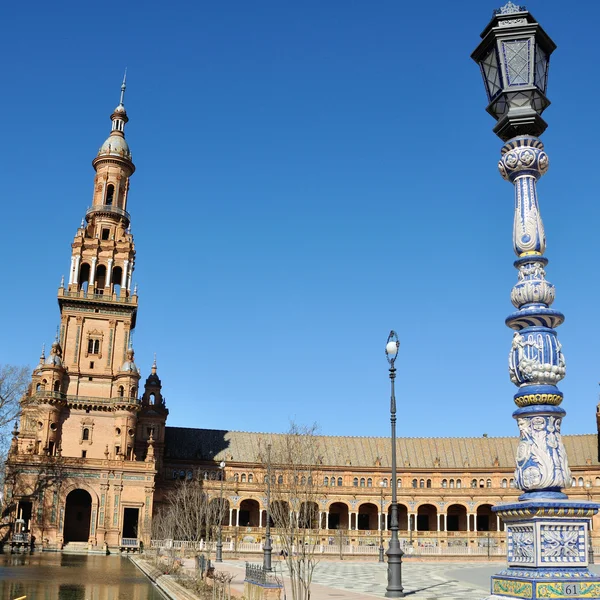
163 427 599 469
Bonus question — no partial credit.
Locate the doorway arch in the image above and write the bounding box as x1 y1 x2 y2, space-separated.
63 489 92 543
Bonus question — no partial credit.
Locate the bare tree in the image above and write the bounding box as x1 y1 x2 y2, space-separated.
262 423 324 600
153 470 226 563
0 365 29 452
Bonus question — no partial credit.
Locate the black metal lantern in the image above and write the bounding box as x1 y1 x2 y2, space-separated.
471 2 556 140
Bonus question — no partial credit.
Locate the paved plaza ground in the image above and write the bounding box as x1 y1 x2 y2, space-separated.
214 559 503 600
212 560 600 600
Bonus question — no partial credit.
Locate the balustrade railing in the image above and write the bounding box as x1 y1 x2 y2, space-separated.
150 537 508 556
34 390 139 405
86 204 130 222
59 289 135 304
121 538 139 547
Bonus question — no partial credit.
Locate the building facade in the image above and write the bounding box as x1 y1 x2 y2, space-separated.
3 93 600 554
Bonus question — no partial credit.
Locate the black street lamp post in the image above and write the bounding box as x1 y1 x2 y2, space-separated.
216 460 226 563
263 443 273 571
379 480 385 563
385 330 404 598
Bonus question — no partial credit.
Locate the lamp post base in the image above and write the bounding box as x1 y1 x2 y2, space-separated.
385 538 404 598
263 537 272 572
490 500 600 599
379 545 385 563
215 541 223 563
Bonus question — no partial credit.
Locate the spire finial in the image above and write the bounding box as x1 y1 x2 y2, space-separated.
119 68 127 106
55 327 60 343
41 343 46 360
152 353 157 374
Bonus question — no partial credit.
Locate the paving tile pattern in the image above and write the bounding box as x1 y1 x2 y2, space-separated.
226 559 503 600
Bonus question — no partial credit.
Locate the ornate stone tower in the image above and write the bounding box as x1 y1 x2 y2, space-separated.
136 356 169 469
16 75 143 461
6 78 161 552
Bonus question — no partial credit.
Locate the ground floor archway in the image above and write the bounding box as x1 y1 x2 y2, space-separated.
476 504 496 531
446 504 467 532
387 503 408 530
63 489 92 543
328 502 349 529
358 503 378 530
239 499 260 527
417 504 437 531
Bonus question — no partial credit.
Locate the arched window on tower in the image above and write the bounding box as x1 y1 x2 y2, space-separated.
449 479 455 488
367 478 372 487
337 477 343 486
118 386 124 397
324 477 329 486
330 477 335 487
442 479 448 488
79 263 90 293
456 479 462 488
82 428 89 441
149 393 156 405
95 265 107 293
112 266 123 296
106 184 115 206
53 380 60 392
130 386 136 398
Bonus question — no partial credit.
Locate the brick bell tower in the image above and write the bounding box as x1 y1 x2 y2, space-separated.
16 75 145 461
6 77 166 551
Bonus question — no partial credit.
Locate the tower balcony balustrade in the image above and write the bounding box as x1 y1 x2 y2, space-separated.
33 389 140 408
58 287 137 305
85 204 130 225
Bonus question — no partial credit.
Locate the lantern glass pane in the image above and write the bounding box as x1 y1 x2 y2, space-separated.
534 44 549 93
508 90 534 110
481 48 502 100
501 39 531 86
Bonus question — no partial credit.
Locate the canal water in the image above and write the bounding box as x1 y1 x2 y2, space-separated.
0 553 165 600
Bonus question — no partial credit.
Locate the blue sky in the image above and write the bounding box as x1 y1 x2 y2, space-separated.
1 0 599 439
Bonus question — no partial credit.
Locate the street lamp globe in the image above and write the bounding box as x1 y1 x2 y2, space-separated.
385 332 399 365
471 1 556 141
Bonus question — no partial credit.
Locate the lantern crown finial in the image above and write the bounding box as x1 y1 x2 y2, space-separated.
494 1 526 16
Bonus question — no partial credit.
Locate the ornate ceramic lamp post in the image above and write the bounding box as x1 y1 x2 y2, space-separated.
472 3 600 598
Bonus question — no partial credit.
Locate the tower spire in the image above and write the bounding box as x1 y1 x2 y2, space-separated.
119 69 127 107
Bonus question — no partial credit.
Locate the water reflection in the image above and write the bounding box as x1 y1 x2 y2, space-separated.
0 553 164 600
